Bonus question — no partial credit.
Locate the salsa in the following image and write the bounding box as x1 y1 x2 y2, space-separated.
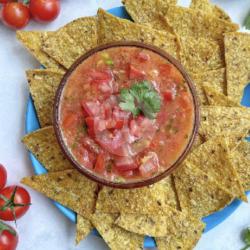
59 46 195 182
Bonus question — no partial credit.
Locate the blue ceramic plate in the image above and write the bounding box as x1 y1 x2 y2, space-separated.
25 6 250 248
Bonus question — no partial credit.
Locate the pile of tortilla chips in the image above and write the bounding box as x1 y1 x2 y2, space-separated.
18 1 250 249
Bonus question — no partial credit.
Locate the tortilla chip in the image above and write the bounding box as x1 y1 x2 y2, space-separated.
26 69 63 127
21 170 98 217
224 32 250 104
75 215 93 245
91 212 144 250
16 31 65 72
190 0 231 21
190 68 226 105
96 177 178 214
226 132 249 152
115 210 204 238
186 137 246 201
122 0 174 31
97 9 180 59
42 17 97 69
179 35 224 74
22 126 73 172
230 141 250 191
164 6 238 41
200 106 250 140
173 162 233 218
203 84 240 107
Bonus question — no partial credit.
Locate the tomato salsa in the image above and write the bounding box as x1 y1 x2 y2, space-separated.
58 46 195 183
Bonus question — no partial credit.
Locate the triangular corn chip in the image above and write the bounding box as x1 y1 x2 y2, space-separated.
75 215 93 245
22 126 73 172
26 69 63 127
21 169 98 217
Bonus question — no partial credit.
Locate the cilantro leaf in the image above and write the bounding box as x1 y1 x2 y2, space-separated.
244 11 250 30
119 81 161 119
241 227 250 250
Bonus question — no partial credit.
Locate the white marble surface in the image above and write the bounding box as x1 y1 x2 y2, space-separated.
0 0 250 249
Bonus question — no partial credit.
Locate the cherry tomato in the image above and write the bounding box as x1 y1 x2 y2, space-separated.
0 186 31 221
29 0 60 23
0 164 7 190
0 222 18 250
1 3 30 29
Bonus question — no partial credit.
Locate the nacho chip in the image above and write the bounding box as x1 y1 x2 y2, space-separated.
75 215 93 245
122 0 174 31
115 210 204 238
16 31 65 72
22 126 73 172
224 32 250 104
186 137 246 201
179 35 224 74
190 68 226 105
96 177 178 214
173 162 233 218
190 0 231 21
91 212 144 250
200 106 250 140
42 17 97 69
164 6 238 41
230 141 250 191
26 69 63 127
97 9 180 59
226 132 249 152
203 84 240 107
21 170 98 217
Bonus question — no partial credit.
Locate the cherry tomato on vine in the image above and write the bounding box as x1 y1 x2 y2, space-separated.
0 222 18 250
29 0 60 22
1 3 30 29
0 186 31 221
0 164 7 190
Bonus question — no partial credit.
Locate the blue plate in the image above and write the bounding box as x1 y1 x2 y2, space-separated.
25 6 250 248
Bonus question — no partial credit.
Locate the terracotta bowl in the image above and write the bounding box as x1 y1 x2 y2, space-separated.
53 41 199 189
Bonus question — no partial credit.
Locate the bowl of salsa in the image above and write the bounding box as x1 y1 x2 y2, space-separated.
54 42 199 188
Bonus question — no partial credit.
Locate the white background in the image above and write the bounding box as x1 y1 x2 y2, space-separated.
0 0 250 249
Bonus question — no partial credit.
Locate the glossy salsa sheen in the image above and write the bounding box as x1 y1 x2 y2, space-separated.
59 46 195 182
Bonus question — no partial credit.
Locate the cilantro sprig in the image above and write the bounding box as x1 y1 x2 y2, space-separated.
242 227 250 250
119 81 161 119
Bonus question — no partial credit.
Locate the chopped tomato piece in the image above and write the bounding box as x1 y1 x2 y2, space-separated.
159 64 183 84
85 117 94 129
159 63 172 75
106 119 124 130
179 92 192 110
82 100 101 117
137 51 150 62
98 82 113 94
81 137 101 154
114 156 138 171
128 64 145 80
163 91 174 102
78 148 94 169
63 113 78 128
88 69 112 85
94 153 106 174
117 170 134 178
139 152 159 177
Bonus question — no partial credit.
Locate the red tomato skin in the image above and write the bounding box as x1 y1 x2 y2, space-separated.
163 91 173 102
0 164 7 190
1 3 30 29
0 223 18 250
29 0 60 23
0 186 31 221
94 153 106 174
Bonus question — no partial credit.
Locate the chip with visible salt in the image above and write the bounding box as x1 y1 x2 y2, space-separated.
22 126 73 172
21 170 98 217
26 69 63 127
75 215 93 245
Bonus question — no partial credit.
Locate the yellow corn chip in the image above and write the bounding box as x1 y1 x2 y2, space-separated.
190 68 226 105
200 106 250 140
203 84 240 107
75 215 93 245
190 0 231 21
16 31 65 72
42 17 97 69
97 9 180 59
186 137 246 201
224 32 250 104
21 170 98 217
173 162 233 218
230 141 250 191
22 126 73 172
179 35 224 74
91 212 144 250
26 69 64 127
164 6 238 41
115 210 204 238
96 177 178 214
